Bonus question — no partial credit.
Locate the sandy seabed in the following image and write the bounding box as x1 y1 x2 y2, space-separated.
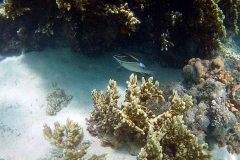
0 48 239 160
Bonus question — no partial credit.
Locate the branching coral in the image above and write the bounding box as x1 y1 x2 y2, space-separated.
159 30 174 51
64 118 83 149
63 144 90 160
88 74 211 159
35 22 54 37
55 0 141 32
88 74 163 145
137 125 164 160
43 118 83 149
104 2 141 32
161 115 211 160
138 115 212 160
43 118 106 159
0 0 30 19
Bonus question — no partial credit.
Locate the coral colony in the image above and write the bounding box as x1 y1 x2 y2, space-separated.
0 0 239 59
1 0 240 159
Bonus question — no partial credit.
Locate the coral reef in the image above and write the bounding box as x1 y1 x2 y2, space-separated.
210 99 237 141
183 57 233 87
46 83 73 116
105 3 141 32
43 118 106 159
0 0 239 61
87 74 212 159
180 53 240 156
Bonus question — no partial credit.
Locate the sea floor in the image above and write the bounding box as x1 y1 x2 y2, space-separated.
0 48 238 160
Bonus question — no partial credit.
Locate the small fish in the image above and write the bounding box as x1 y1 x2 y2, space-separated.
113 53 154 75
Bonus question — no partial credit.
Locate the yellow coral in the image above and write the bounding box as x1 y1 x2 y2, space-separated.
137 125 164 160
63 144 90 160
43 123 53 140
168 90 193 115
88 74 212 160
65 118 83 149
159 30 174 51
53 122 65 147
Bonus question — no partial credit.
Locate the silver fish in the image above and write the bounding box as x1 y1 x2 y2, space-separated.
113 53 154 75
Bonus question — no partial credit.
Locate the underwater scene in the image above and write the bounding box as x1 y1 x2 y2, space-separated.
1 0 240 160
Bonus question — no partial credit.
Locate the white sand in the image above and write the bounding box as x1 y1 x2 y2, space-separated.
0 48 237 160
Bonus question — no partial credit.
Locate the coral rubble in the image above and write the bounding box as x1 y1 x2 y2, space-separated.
46 83 73 116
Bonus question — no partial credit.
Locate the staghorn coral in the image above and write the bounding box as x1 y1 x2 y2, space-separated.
63 144 90 160
138 115 212 160
159 30 174 51
53 121 65 147
161 115 212 160
168 90 193 115
88 74 211 159
116 3 141 32
43 121 65 147
88 73 164 146
2 37 21 53
43 118 106 159
137 124 164 160
139 75 165 109
43 123 53 140
64 118 83 149
87 154 107 160
43 118 82 149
